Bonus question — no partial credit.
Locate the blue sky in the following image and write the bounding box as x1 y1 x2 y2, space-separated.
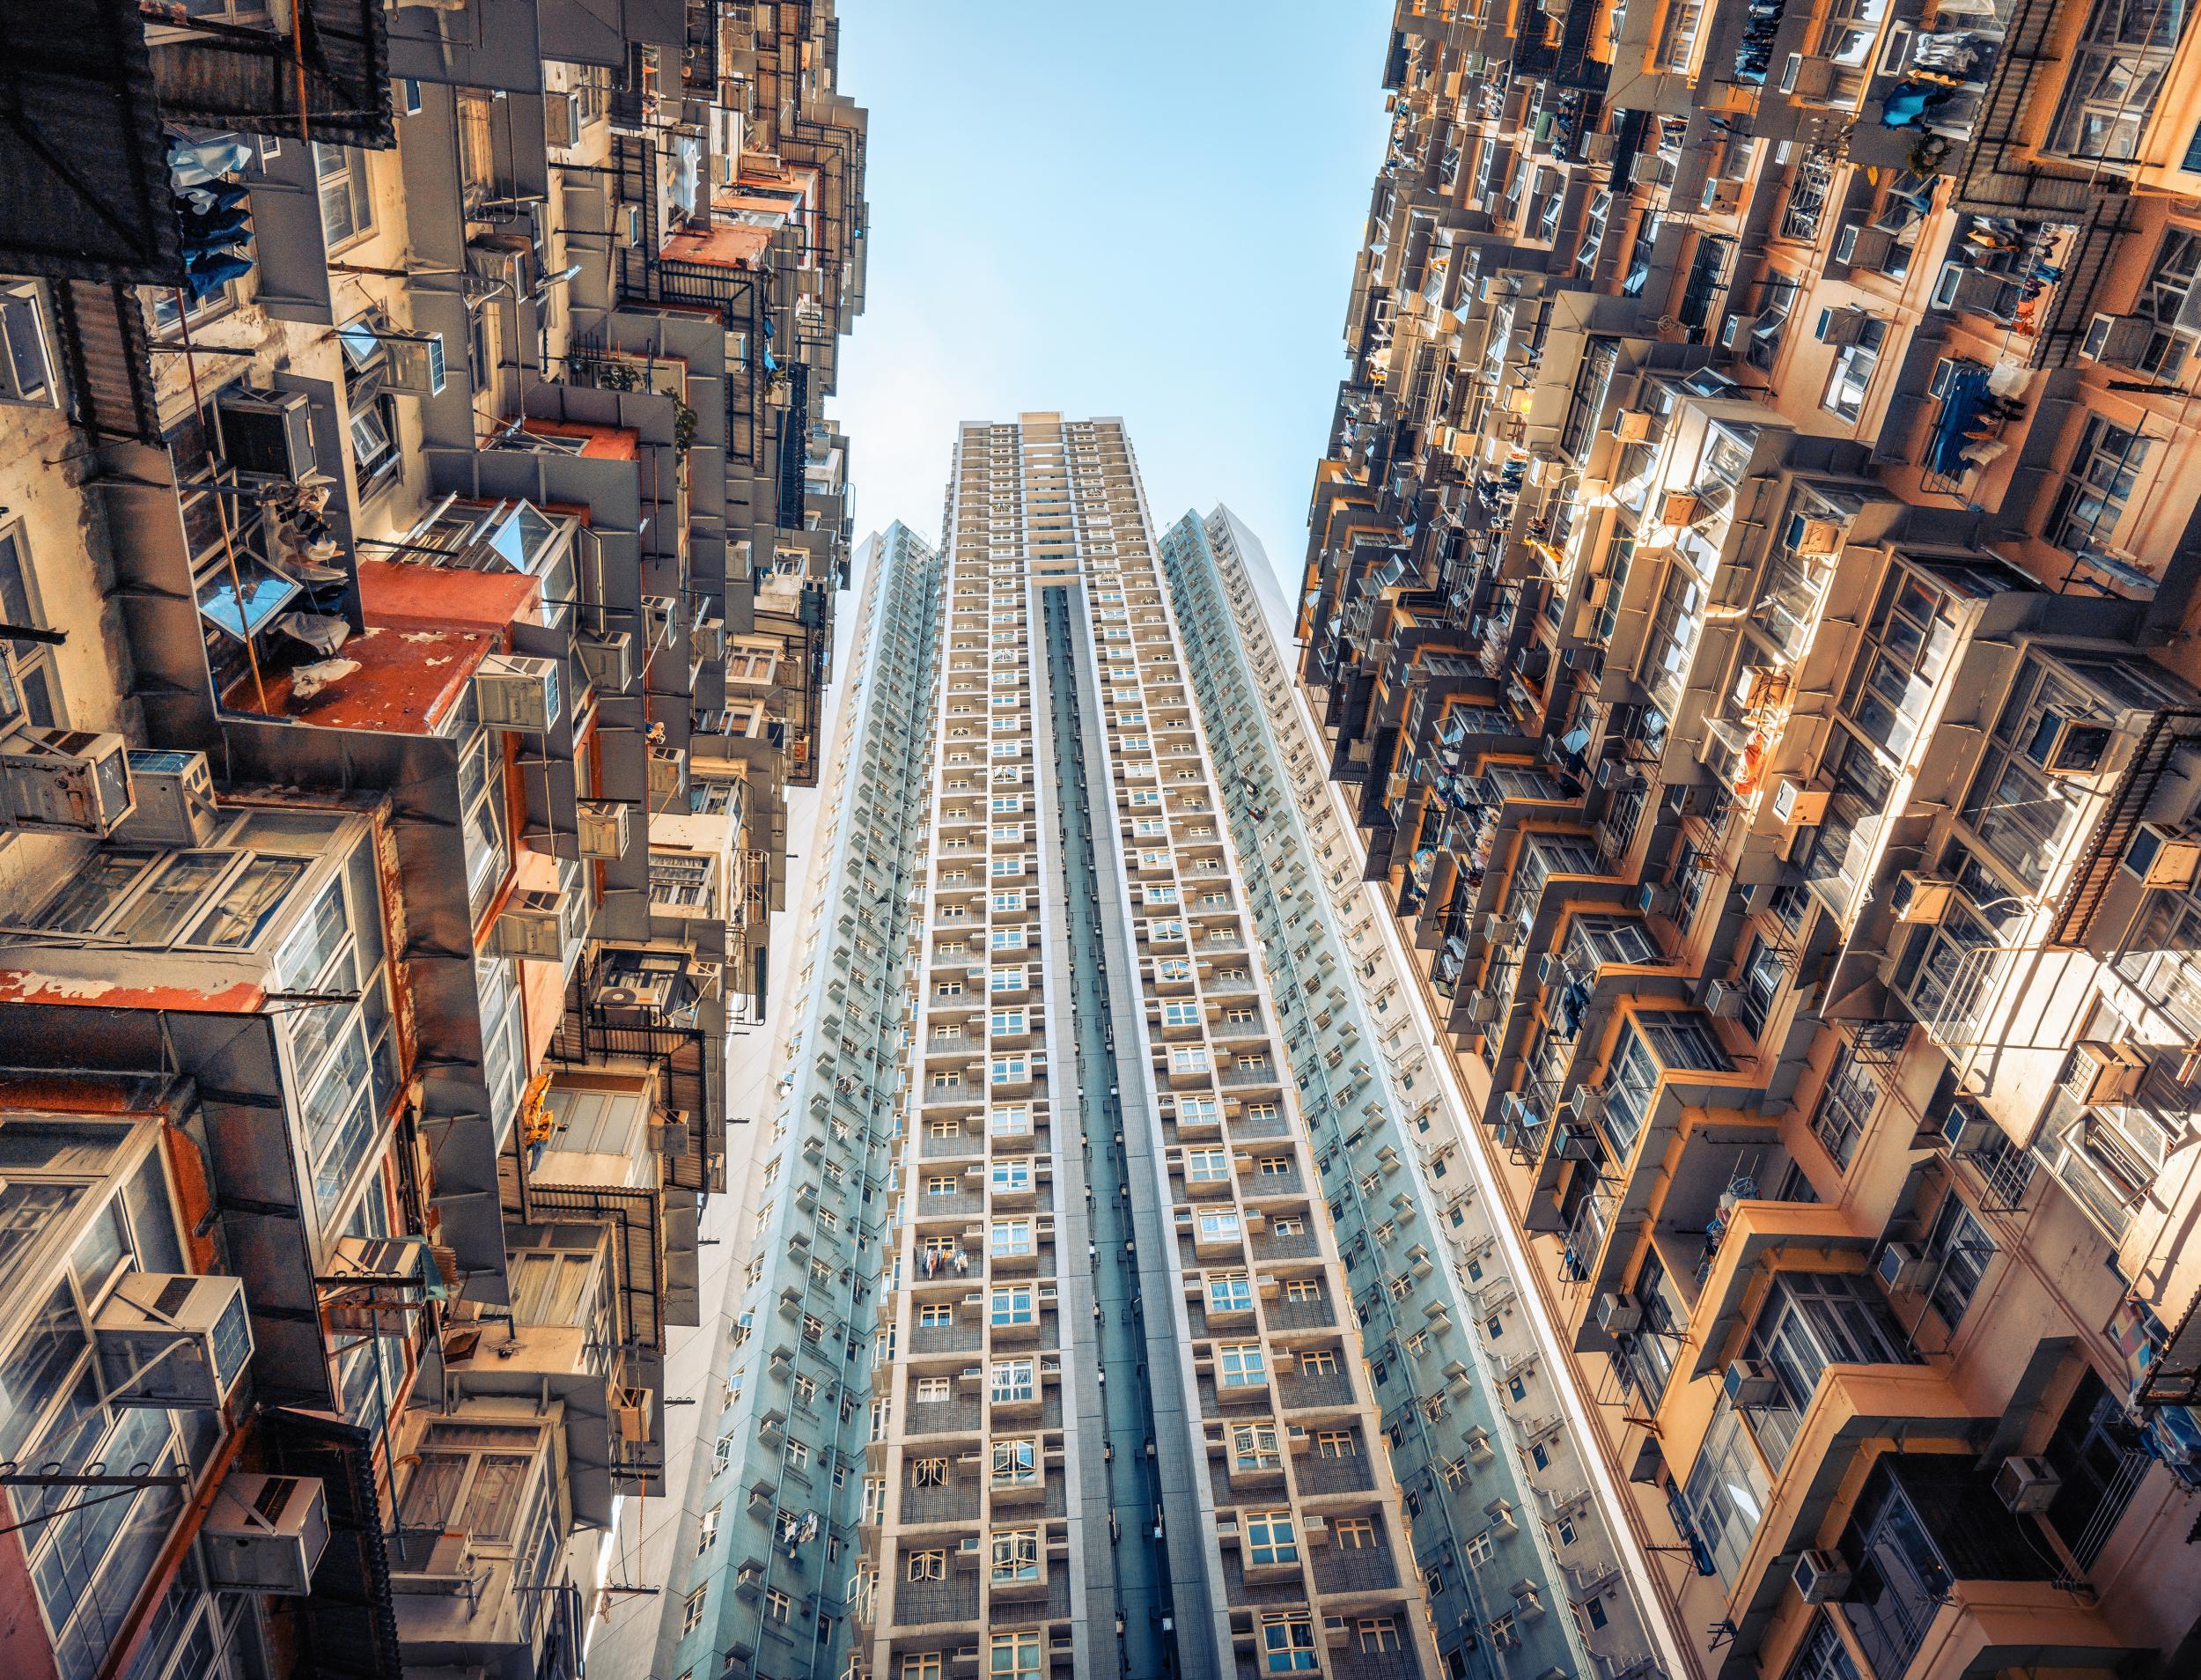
829 0 1393 595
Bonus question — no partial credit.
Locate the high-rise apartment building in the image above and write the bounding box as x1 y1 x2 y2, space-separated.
0 6 865 1679
1295 6 2201 1680
686 416 1642 1680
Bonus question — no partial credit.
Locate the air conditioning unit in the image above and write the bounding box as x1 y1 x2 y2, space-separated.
1659 491 1699 527
93 1271 254 1409
1876 1241 1931 1291
2124 822 2201 890
693 615 725 661
1781 53 1836 98
487 887 580 960
2033 711 2113 777
1480 912 1510 945
475 652 562 731
613 1385 651 1444
577 798 629 859
1569 1089 1604 1125
1993 1454 2061 1514
545 87 585 148
1941 1106 1997 1153
688 960 723 1001
467 231 537 298
1770 776 1828 829
1614 409 1653 442
202 1473 330 1595
1792 1548 1851 1603
648 746 687 803
1595 1291 1641 1333
578 631 637 693
1468 990 1498 1023
216 387 315 480
1791 515 1847 558
1704 978 1745 1018
383 332 446 397
0 728 133 834
1723 1359 1779 1406
2068 1040 2148 1107
641 594 679 648
1890 870 1959 925
112 748 217 846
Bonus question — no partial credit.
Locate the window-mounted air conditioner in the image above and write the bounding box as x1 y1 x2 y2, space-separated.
693 615 725 661
1770 775 1828 829
216 388 315 481
545 88 585 149
1703 977 1746 1018
1876 1241 1931 1291
577 798 629 859
1722 1359 1779 1406
1594 1291 1641 1333
94 1271 254 1409
112 748 216 847
648 746 687 803
577 630 636 693
2067 1040 2147 1107
2033 711 2113 777
1659 491 1700 527
1613 409 1653 443
202 1472 330 1595
475 652 562 732
0 728 133 834
641 594 679 648
2124 822 2201 891
1792 1547 1851 1603
1940 1106 1997 1153
383 332 446 397
1791 515 1847 558
1993 1454 2061 1514
487 887 581 961
1889 870 1959 925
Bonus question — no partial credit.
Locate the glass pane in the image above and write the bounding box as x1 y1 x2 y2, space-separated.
398 1453 467 1532
107 852 233 946
461 1455 531 1542
187 855 307 947
26 851 156 932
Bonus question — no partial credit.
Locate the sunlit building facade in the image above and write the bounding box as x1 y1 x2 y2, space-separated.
1294 5 2201 1680
682 419 1487 1680
0 4 865 1677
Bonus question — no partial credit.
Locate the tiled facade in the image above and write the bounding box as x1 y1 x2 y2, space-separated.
0 4 865 1678
1294 5 2201 1680
686 419 1457 1680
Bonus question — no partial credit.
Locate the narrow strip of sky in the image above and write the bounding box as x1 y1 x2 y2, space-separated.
831 0 1394 600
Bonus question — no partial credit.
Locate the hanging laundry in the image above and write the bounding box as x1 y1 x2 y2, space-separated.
168 134 254 187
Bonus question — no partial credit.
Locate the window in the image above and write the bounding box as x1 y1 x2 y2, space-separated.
1315 1430 1357 1458
0 284 55 407
1246 1509 1299 1565
1218 1343 1266 1387
2049 413 2152 558
1811 1045 1881 1170
1464 1528 1493 1566
1185 1146 1229 1182
1259 1612 1317 1671
910 1457 948 1487
989 1632 1042 1680
314 143 374 247
990 1286 1034 1326
989 1528 1039 1582
1922 1190 1992 1330
1208 1271 1253 1314
990 1160 1032 1196
902 1654 944 1680
1357 1617 1403 1653
0 527 62 726
990 1359 1035 1402
2046 0 2183 161
1334 1516 1378 1549
763 1588 791 1623
1821 317 1886 421
990 1437 1038 1486
681 1585 709 1633
913 1377 950 1404
1232 1423 1281 1471
906 1549 947 1581
696 1504 719 1554
1283 1278 1321 1302
1196 1211 1241 1244
924 1175 958 1198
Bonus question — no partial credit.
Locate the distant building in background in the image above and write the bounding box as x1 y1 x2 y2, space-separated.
0 4 864 1677
1293 4 2201 1680
682 416 1588 1680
